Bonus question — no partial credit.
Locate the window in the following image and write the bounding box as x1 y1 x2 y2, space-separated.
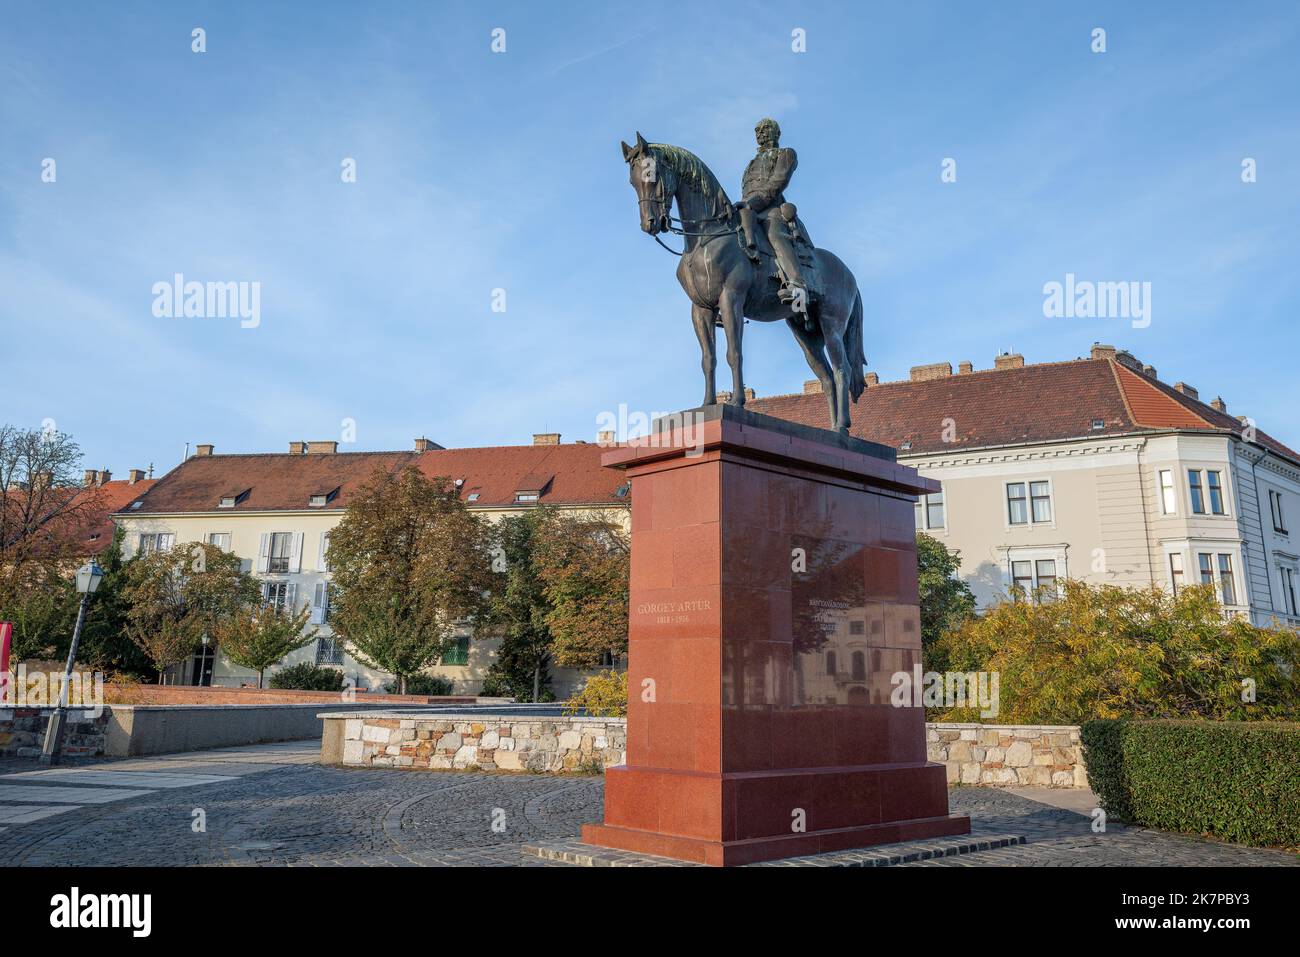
1197 552 1214 585
219 496 237 509
263 581 294 612
137 532 175 555
915 487 945 531
267 532 293 573
1279 566 1297 616
1007 484 1028 525
1270 490 1288 534
514 492 539 503
1007 481 1052 526
442 637 470 666
1169 553 1184 595
849 619 865 636
850 651 866 680
1158 470 1176 515
467 492 480 502
1011 558 1058 602
825 651 837 676
310 582 332 624
316 637 344 666
207 532 231 551
1188 471 1205 514
1217 554 1236 605
1207 471 1224 515
317 531 331 572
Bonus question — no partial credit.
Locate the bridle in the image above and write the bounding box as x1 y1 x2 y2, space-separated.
638 163 735 257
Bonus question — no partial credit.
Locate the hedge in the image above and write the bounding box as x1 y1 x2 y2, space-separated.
1081 719 1300 849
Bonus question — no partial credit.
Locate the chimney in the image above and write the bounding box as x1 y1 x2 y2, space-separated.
98 469 111 485
129 468 146 484
195 444 214 457
1211 396 1227 413
865 372 879 386
414 437 444 452
910 362 952 382
288 441 306 454
32 471 53 491
1114 350 1143 372
1090 343 1118 361
305 441 338 454
533 433 561 446
958 361 973 374
1142 364 1158 378
84 469 99 487
1174 382 1199 400
803 379 823 394
994 352 1025 370
597 430 616 446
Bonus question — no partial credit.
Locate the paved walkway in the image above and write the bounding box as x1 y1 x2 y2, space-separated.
0 741 1293 867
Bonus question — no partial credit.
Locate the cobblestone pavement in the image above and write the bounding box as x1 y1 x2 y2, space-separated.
0 741 1294 867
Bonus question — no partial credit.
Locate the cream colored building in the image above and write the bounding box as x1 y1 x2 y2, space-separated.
115 436 629 695
752 344 1300 628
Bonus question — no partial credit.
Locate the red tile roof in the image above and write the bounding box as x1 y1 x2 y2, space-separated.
119 444 627 516
84 479 156 552
748 356 1300 465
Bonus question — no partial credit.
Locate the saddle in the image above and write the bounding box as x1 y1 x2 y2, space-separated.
738 205 825 310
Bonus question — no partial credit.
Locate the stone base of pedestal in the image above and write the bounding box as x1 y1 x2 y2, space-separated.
583 762 970 866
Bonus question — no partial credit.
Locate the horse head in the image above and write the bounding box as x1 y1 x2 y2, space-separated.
621 132 673 235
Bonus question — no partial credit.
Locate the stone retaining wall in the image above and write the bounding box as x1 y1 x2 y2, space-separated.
927 723 1086 788
323 714 1088 787
321 712 627 772
0 710 108 757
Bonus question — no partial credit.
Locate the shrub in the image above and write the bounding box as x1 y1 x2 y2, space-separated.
936 580 1300 724
387 674 455 696
563 669 627 717
1082 719 1300 849
268 662 345 691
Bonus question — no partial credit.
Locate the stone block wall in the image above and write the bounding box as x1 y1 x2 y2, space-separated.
0 710 108 757
927 723 1087 788
325 713 626 772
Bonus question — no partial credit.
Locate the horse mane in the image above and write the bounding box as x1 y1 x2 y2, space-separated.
649 143 730 204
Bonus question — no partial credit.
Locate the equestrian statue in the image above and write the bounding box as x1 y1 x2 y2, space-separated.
621 119 866 434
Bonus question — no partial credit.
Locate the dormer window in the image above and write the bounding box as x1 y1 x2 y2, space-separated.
308 486 340 508
514 492 540 503
467 492 480 502
219 488 251 509
1091 419 1105 430
514 472 552 504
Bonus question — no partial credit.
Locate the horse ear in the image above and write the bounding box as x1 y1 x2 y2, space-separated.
635 131 648 152
621 140 634 161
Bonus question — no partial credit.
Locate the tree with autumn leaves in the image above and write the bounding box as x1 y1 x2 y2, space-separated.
325 466 495 694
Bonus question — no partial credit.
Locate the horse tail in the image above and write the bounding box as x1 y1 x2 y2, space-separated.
845 289 867 402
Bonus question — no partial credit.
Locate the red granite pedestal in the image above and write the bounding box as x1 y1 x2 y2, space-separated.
581 404 970 866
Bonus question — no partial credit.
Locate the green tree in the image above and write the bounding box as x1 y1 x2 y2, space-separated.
936 580 1300 724
121 541 258 681
212 604 317 688
69 528 156 679
327 466 491 694
916 532 976 670
482 511 555 701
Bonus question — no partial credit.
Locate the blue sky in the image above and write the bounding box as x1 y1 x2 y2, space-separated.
2 1 1298 474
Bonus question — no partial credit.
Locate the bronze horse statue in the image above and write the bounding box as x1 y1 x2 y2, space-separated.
621 133 866 434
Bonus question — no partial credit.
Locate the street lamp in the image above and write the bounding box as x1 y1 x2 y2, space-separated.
40 559 104 765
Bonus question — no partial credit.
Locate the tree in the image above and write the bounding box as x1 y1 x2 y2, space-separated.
480 507 630 702
327 466 491 694
534 508 629 669
916 532 976 670
935 579 1300 724
211 604 317 688
69 528 156 679
0 424 109 661
121 541 259 681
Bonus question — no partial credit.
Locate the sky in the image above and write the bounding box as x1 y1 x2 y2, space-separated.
2 1 1298 476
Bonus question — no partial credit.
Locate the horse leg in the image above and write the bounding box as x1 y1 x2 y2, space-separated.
823 329 851 435
785 317 836 423
718 290 745 407
692 303 718 406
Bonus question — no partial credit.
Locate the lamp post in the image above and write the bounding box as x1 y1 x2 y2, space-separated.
40 559 104 765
